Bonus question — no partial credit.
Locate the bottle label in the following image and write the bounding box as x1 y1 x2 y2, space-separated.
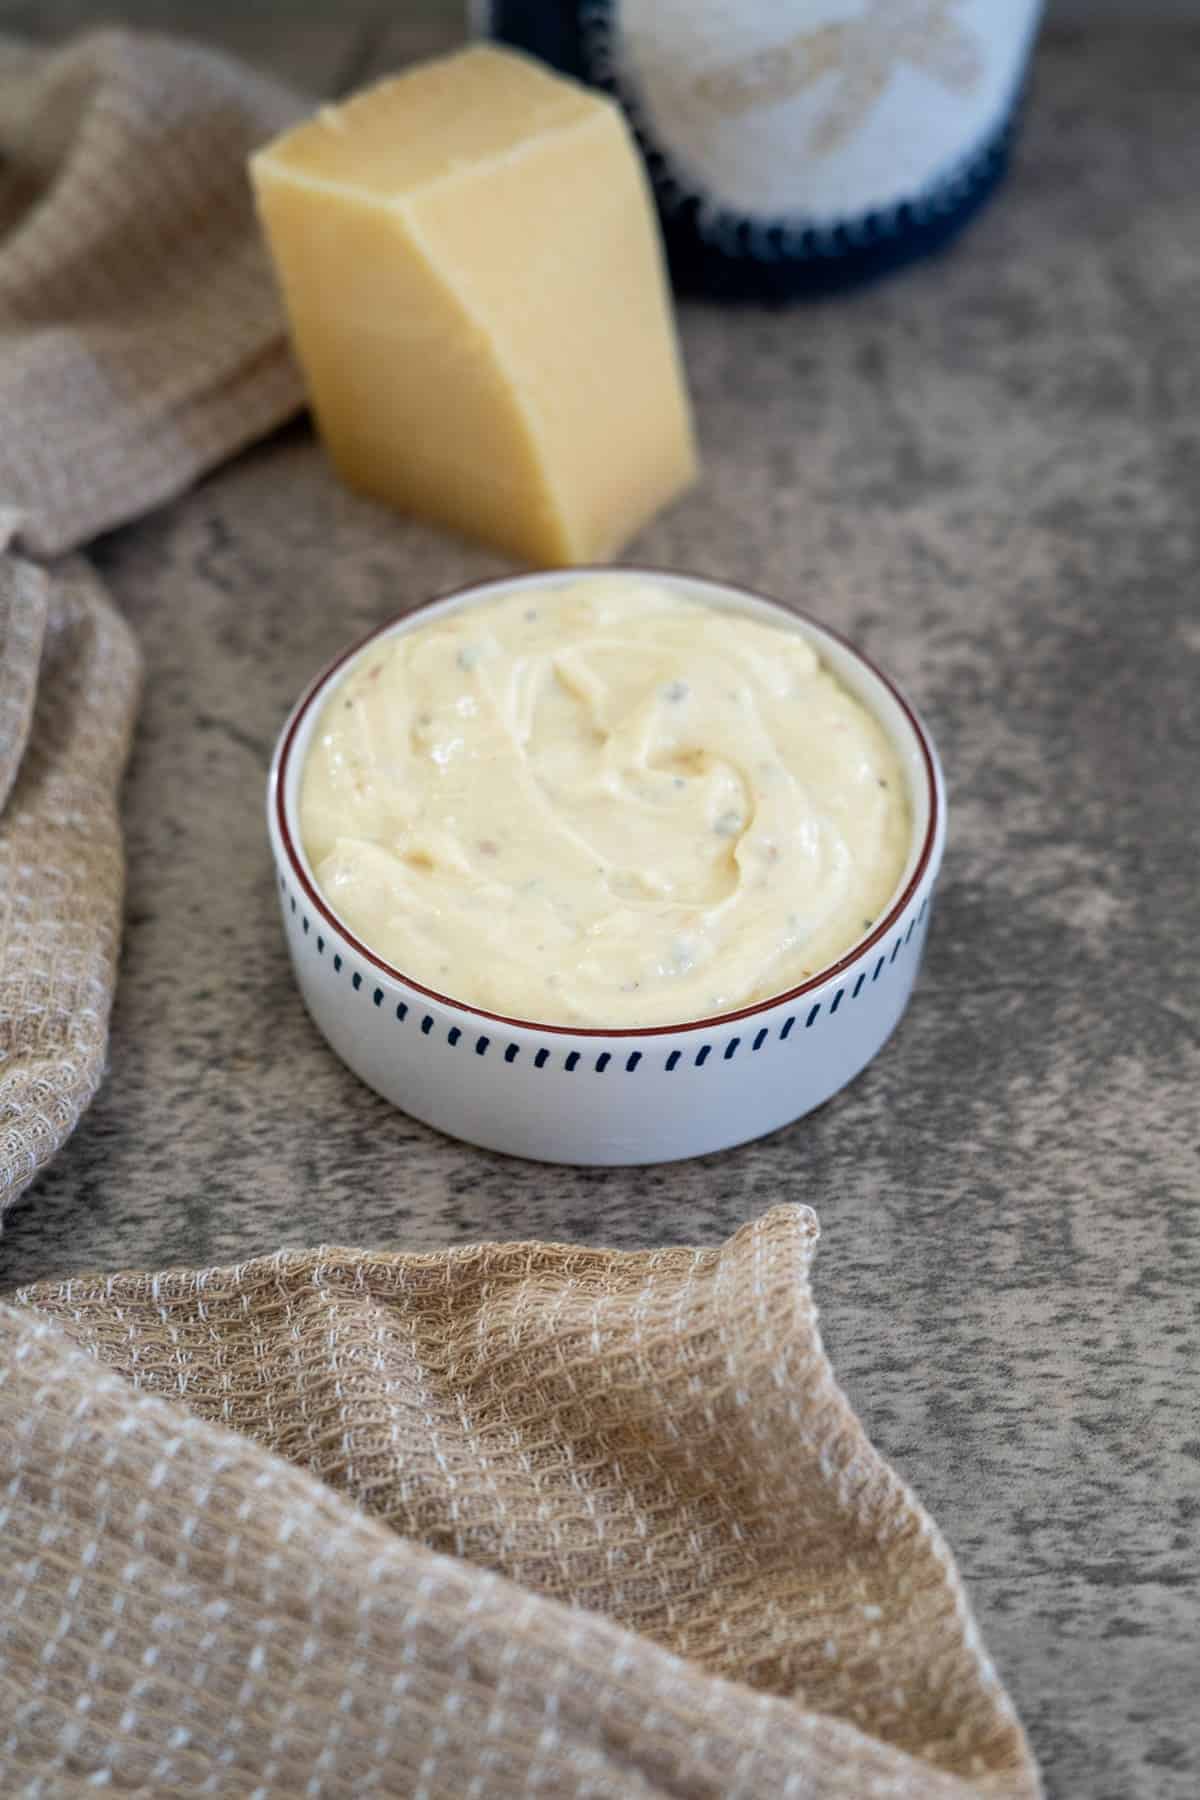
518 1 1042 238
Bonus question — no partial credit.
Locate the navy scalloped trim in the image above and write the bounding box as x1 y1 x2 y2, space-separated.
654 117 1014 303
279 875 929 1072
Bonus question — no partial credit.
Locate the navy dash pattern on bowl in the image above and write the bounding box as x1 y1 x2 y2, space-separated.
278 872 930 1077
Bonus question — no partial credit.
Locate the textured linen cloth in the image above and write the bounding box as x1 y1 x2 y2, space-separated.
0 29 1040 1800
2 1207 1039 1797
0 28 303 1215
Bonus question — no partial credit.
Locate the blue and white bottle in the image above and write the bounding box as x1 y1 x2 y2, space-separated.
475 1 1044 300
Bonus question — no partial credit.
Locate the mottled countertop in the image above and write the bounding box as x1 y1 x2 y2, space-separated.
3 16 1199 1800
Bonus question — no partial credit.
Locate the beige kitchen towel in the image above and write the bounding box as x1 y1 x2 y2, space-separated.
2 1205 1040 1797
0 28 304 1219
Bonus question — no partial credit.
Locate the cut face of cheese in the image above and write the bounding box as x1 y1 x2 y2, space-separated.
249 46 697 566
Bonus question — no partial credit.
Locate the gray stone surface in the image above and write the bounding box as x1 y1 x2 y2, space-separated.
1 15 1198 1800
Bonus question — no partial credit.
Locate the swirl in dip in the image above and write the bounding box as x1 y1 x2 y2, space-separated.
300 579 910 1027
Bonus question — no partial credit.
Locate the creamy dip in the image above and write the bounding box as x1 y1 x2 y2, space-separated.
300 580 910 1027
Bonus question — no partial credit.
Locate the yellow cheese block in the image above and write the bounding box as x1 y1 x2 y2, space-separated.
249 46 697 565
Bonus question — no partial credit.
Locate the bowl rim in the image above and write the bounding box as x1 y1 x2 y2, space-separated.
270 566 943 1040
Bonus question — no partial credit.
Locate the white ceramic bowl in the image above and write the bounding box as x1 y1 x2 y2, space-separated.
268 569 945 1165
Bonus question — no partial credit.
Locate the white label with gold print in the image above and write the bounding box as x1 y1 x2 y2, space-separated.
585 0 1044 226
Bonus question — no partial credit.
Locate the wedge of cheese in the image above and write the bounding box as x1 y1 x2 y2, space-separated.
249 46 697 566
